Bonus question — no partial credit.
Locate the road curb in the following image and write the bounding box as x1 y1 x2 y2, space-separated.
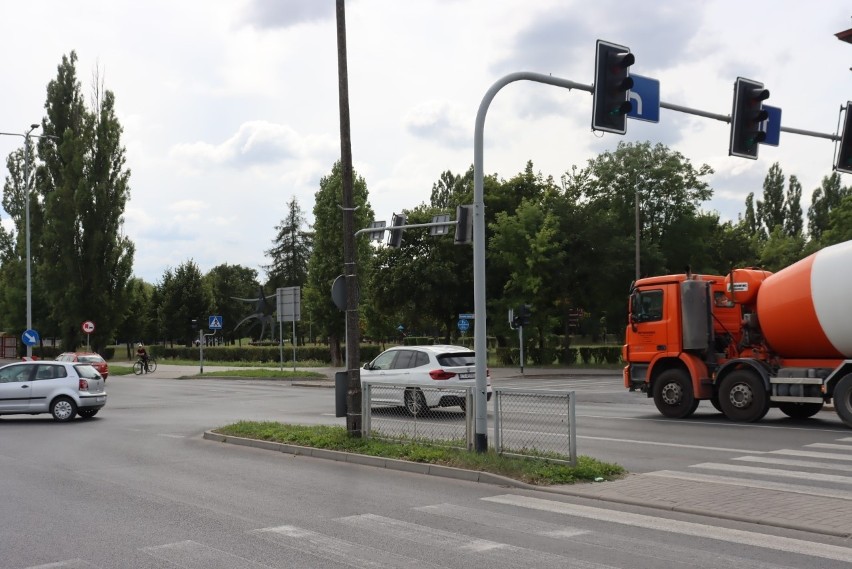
204 430 851 539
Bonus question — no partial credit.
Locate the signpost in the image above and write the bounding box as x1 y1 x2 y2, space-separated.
277 287 301 371
81 320 95 349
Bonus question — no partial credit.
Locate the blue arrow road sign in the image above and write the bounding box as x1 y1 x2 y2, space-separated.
22 329 39 346
761 105 782 146
457 319 470 332
208 315 223 330
627 74 660 123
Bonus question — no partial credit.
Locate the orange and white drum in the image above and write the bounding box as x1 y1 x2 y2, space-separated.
756 240 852 359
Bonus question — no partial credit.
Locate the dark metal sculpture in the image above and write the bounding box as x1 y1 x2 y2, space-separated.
232 286 277 341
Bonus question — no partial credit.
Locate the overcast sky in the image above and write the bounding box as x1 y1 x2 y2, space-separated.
1 0 850 284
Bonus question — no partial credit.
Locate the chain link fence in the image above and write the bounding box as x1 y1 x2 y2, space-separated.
362 381 473 450
493 388 576 465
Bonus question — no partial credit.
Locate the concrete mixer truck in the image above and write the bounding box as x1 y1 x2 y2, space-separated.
622 239 852 428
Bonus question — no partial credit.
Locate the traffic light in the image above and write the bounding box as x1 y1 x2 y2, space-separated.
387 213 406 248
517 304 531 326
454 204 473 245
729 77 770 159
592 40 635 135
836 102 852 174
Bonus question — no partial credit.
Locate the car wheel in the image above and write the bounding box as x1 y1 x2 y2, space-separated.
77 409 99 419
51 397 77 422
718 370 769 422
652 369 699 418
778 402 823 419
403 388 428 417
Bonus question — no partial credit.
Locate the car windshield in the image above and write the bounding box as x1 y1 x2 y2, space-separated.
437 352 475 366
75 364 102 379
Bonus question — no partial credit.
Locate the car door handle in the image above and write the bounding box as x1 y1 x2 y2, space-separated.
21 384 29 388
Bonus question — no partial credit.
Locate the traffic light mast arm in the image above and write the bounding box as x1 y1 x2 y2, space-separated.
353 220 456 236
659 100 841 142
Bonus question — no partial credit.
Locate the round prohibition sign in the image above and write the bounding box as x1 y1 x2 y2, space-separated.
81 320 96 334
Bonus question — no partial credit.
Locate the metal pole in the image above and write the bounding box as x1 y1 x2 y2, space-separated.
635 179 640 281
23 125 38 359
199 329 204 374
519 325 524 375
473 72 592 452
279 320 283 371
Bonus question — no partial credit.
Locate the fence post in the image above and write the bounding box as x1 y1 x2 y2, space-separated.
362 382 371 439
568 391 576 465
466 387 474 451
493 389 502 454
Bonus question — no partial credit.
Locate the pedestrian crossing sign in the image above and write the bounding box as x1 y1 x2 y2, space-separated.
208 315 223 330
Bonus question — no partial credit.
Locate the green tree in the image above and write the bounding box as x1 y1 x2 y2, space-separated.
157 260 213 345
808 173 850 244
35 52 135 352
756 162 785 237
759 226 806 272
264 196 312 291
115 277 154 358
204 263 260 343
784 175 803 237
304 162 374 364
820 193 852 245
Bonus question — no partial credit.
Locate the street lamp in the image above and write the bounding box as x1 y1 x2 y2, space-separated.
1 123 43 358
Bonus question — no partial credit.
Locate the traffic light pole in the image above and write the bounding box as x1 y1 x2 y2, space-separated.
471 70 845 453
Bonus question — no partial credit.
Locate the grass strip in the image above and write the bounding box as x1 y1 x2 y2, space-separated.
214 421 625 486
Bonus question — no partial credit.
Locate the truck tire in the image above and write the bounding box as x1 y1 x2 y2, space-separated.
653 369 699 418
778 402 823 420
718 369 770 422
834 373 852 428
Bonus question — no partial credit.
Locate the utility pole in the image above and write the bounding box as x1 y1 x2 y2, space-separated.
335 0 361 435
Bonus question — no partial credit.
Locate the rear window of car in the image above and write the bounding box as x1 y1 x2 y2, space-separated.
436 352 475 366
78 355 104 364
56 354 72 361
75 364 102 379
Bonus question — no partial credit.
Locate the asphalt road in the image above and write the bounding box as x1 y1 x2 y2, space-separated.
2 368 851 568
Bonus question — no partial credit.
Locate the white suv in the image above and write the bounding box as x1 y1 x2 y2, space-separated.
361 345 491 415
0 361 107 421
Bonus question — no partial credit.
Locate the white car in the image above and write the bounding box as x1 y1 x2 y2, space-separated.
0 360 107 421
361 345 491 415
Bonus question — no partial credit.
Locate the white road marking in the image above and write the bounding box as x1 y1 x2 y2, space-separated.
691 462 852 484
807 443 852 451
141 540 270 568
483 494 852 563
578 435 767 454
336 513 617 569
415 503 588 538
770 448 852 461
646 470 852 501
253 525 441 568
734 454 852 471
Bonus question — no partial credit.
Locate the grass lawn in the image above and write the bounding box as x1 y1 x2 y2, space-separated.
214 421 625 486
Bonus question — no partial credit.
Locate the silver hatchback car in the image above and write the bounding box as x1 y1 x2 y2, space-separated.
0 360 107 421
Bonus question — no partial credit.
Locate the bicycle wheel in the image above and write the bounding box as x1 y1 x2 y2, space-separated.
133 361 143 375
147 358 158 372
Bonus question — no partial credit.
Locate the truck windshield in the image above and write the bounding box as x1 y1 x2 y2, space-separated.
633 289 663 322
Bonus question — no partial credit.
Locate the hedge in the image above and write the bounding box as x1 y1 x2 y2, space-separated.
495 346 620 366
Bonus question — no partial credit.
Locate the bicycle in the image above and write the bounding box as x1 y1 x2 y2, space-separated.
133 357 158 375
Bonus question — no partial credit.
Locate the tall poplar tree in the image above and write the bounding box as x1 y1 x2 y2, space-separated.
36 52 135 351
304 161 373 365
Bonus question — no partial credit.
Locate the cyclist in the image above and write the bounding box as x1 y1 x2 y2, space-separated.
136 343 150 372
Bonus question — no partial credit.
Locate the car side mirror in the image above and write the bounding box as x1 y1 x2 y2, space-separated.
363 363 371 370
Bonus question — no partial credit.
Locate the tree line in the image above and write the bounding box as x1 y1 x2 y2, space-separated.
2 53 851 362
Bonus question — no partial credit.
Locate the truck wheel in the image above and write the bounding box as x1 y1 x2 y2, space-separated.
778 402 823 419
834 373 852 428
653 369 698 418
718 370 769 422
